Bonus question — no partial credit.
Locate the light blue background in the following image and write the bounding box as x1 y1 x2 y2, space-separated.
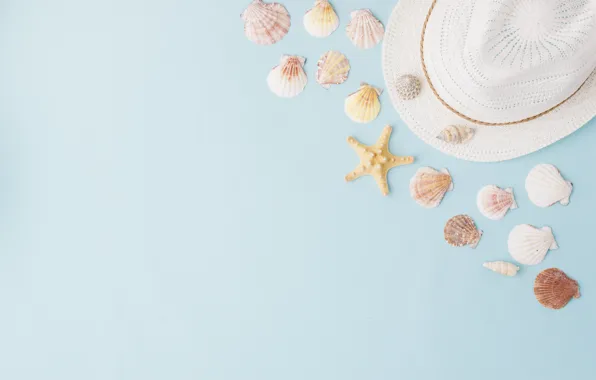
0 0 595 379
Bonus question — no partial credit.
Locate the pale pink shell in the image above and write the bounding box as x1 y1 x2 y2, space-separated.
241 0 291 45
476 185 517 220
346 9 384 49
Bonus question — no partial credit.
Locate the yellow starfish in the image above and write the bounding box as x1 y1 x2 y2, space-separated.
345 125 414 196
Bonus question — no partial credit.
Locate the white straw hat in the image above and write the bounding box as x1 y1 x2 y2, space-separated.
383 0 596 162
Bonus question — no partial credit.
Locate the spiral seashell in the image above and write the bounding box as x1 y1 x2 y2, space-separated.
346 9 384 49
508 224 558 265
267 55 307 98
394 74 421 100
241 0 291 45
483 261 520 277
409 167 453 208
525 164 573 208
344 82 382 123
444 215 482 248
436 125 475 144
316 51 350 89
303 0 339 38
476 185 517 220
534 268 580 310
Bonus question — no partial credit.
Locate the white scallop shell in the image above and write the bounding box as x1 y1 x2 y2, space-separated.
508 224 558 266
241 0 291 45
476 185 517 220
483 261 520 277
304 0 339 38
525 164 573 208
346 9 384 49
267 55 307 98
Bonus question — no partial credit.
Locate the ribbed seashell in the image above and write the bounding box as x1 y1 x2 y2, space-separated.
316 51 350 89
344 82 382 123
303 0 339 38
436 125 475 144
409 167 453 208
476 185 517 221
534 268 580 310
444 215 482 248
267 55 307 98
525 164 573 208
483 261 520 277
508 224 558 265
241 0 291 45
346 9 384 49
394 74 421 100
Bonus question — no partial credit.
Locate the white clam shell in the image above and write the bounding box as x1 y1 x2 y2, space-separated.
525 164 572 207
267 55 307 98
476 185 517 220
483 261 520 277
508 224 558 265
346 9 384 49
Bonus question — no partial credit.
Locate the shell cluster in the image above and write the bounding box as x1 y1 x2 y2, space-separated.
444 215 482 248
346 9 384 49
526 164 572 208
316 51 350 89
508 224 558 265
344 83 382 123
394 74 421 100
303 0 339 38
437 125 475 144
477 185 517 220
241 0 291 45
409 167 453 208
534 268 580 310
267 55 308 98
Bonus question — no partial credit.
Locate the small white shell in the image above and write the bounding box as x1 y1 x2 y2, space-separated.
436 125 475 144
304 0 339 38
346 9 384 49
394 74 421 100
476 185 517 220
483 261 520 277
525 164 572 208
508 224 558 265
267 55 307 98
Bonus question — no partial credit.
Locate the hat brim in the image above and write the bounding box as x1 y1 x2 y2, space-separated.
382 0 596 162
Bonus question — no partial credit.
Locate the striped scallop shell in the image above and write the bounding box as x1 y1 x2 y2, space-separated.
316 51 350 89
241 0 291 45
525 164 573 208
267 55 307 98
344 82 382 123
346 9 384 49
444 215 482 248
436 125 475 144
304 0 339 38
534 268 580 310
508 224 558 265
476 185 517 220
409 167 453 208
483 261 520 277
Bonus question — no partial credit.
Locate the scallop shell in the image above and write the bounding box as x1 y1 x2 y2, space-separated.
534 268 580 310
394 74 421 100
344 82 382 123
444 215 482 248
241 0 291 45
303 0 339 38
483 261 520 277
409 167 453 208
436 125 475 144
508 224 558 265
267 55 307 98
346 9 384 49
316 51 350 89
476 185 517 221
525 164 573 208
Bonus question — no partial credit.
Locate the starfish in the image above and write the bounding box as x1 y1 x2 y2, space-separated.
345 125 414 196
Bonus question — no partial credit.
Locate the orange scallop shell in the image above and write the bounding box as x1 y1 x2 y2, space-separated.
534 268 580 310
444 215 482 248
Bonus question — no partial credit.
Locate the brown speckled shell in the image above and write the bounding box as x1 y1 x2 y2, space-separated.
444 215 482 248
534 268 580 310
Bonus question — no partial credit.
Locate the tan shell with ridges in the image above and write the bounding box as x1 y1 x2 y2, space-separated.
344 82 382 123
534 268 580 310
316 51 350 89
409 167 453 208
444 215 482 248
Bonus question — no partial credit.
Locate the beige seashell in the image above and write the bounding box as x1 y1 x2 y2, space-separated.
476 185 517 221
303 0 339 38
508 224 557 265
525 164 573 208
241 0 291 45
394 74 421 100
436 125 475 144
267 55 307 98
344 82 382 123
409 167 453 208
483 261 520 277
346 9 384 49
316 51 350 89
534 268 580 310
444 215 482 248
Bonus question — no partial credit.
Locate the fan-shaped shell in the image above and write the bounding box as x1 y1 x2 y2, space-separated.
525 164 573 208
508 224 558 265
241 0 291 45
534 268 580 310
394 74 421 100
444 215 482 248
436 125 475 144
344 82 382 123
316 51 350 89
477 185 517 221
483 261 520 277
303 0 339 38
409 167 453 208
267 55 307 98
346 9 384 49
